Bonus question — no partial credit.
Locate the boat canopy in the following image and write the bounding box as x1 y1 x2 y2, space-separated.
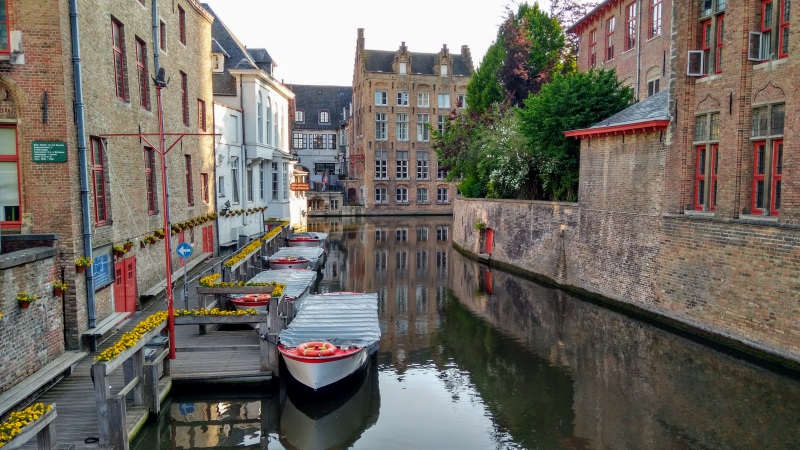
279 293 381 348
249 270 317 300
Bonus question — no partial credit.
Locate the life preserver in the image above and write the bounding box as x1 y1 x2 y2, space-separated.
239 294 270 302
296 341 337 357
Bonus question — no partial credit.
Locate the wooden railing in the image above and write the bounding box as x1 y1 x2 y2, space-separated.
222 226 289 283
3 403 57 450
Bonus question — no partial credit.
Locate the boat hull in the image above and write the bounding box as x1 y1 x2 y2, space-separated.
269 258 310 270
287 238 322 248
280 347 370 390
229 298 268 313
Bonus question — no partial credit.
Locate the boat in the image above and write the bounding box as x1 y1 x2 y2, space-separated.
266 247 326 271
229 293 270 312
268 256 310 270
277 292 381 391
287 231 328 248
248 269 318 316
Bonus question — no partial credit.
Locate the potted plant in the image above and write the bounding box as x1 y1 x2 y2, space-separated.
52 281 68 296
17 292 39 309
112 243 126 257
123 240 134 251
75 256 93 273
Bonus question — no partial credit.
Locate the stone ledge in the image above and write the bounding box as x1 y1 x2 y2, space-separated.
0 247 56 270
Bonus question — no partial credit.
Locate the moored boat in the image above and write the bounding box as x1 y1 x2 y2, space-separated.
229 293 270 312
277 292 381 391
267 247 326 271
287 232 328 248
269 256 310 270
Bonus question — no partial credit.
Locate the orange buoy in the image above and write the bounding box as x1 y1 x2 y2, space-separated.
296 341 337 357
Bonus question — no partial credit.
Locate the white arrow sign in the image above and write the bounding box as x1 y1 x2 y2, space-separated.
176 242 193 259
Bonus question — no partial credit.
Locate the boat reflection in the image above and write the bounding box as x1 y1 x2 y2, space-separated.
279 359 380 450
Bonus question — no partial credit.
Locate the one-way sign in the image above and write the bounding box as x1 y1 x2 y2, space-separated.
176 242 193 259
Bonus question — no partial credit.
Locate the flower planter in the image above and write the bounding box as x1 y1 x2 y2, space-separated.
19 301 31 309
53 289 64 296
76 265 86 273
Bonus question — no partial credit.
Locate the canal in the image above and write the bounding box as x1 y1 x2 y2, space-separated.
132 215 800 449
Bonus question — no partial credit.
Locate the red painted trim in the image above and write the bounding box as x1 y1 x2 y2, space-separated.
568 0 622 35
564 120 670 139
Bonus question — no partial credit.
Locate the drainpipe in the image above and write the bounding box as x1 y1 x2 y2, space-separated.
69 0 96 328
152 0 161 72
635 0 643 99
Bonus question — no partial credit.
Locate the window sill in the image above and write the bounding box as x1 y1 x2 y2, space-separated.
436 201 451 205
738 214 779 223
683 209 715 217
396 202 410 205
696 73 722 83
753 58 788 71
417 201 431 205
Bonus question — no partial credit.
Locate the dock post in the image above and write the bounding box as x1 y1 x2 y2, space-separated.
143 361 160 415
91 363 112 448
107 395 129 450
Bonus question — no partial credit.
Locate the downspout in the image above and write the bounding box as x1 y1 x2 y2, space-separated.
239 76 247 236
152 0 161 72
635 0 643 99
69 0 96 328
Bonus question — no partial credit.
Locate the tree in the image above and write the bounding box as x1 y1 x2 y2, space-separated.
550 0 598 71
466 40 506 115
517 69 633 201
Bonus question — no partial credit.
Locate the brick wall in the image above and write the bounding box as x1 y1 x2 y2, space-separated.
0 250 64 392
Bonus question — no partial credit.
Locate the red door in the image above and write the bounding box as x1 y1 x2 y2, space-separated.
202 225 214 253
114 257 137 315
485 228 494 254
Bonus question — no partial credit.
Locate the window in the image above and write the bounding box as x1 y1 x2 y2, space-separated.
605 17 616 61
283 162 289 200
272 162 279 200
761 0 774 61
437 115 446 133
178 6 186 45
397 92 409 106
266 99 272 145
417 114 430 141
246 164 254 202
310 134 323 149
396 151 409 179
440 64 448 76
396 187 408 203
396 114 409 141
375 150 388 179
399 62 407 74
716 16 725 74
185 155 194 206
0 127 19 226
197 99 206 131
144 147 157 214
375 187 387 203
437 187 449 203
180 71 189 125
257 92 263 143
437 93 450 108
293 133 307 149
701 20 712 75
135 38 150 109
625 3 636 51
111 18 128 101
589 29 597 67
778 0 790 58
231 162 240 203
692 112 720 211
200 173 209 203
417 227 428 242
295 110 304 122
418 92 430 107
437 163 448 179
0 1 9 55
159 20 166 51
218 175 225 197
417 187 429 203
751 103 784 215
396 228 408 242
375 91 388 105
259 162 266 199
319 110 330 123
211 54 223 72
417 151 429 179
436 226 449 242
647 78 660 96
375 113 387 140
650 0 662 38
457 94 467 109
329 134 337 150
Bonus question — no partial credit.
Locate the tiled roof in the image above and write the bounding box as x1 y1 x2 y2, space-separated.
565 90 670 138
364 49 472 76
289 85 353 131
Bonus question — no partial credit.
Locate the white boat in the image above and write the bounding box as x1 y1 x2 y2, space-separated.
229 294 270 312
287 232 328 248
269 256 310 270
248 270 318 317
278 292 381 391
267 247 326 271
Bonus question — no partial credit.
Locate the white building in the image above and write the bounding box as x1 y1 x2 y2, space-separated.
205 4 301 249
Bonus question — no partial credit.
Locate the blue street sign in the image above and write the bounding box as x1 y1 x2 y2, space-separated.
179 402 195 416
176 242 193 259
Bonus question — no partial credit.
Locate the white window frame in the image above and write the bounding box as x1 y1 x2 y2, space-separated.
396 113 409 141
375 90 388 105
396 187 408 203
397 92 409 106
417 92 430 107
438 93 450 108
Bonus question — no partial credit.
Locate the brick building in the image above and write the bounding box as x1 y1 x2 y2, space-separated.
351 29 472 214
1 0 216 391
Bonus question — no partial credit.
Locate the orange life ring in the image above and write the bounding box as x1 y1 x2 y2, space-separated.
296 341 337 357
240 293 270 302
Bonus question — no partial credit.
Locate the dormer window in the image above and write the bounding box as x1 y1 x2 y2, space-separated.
295 110 304 123
440 64 448 76
211 53 224 72
399 62 407 75
319 110 330 124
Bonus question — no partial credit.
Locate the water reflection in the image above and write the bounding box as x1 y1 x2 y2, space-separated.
132 216 800 450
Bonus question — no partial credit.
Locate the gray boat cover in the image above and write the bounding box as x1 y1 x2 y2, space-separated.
292 231 328 241
278 293 381 348
248 270 317 300
268 247 325 269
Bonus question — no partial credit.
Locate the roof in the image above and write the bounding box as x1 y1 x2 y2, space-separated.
289 85 353 131
364 49 472 76
564 90 670 138
567 0 622 34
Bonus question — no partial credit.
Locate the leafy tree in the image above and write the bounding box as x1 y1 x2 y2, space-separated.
517 69 633 201
550 0 598 71
466 40 506 115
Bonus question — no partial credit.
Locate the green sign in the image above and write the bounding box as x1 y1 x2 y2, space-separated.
32 141 67 163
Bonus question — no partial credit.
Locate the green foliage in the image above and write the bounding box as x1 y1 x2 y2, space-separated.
474 112 532 198
517 69 633 201
466 40 506 114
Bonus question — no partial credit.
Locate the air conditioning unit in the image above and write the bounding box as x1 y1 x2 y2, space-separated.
748 31 766 62
10 31 24 65
686 50 704 77
229 226 239 243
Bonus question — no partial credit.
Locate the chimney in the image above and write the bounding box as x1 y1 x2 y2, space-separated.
442 44 448 55
461 45 473 72
357 28 365 52
399 41 407 53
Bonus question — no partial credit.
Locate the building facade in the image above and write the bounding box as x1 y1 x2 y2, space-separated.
351 29 472 215
205 5 298 249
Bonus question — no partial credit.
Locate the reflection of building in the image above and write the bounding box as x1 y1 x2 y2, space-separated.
206 5 298 250
350 29 472 214
310 216 451 372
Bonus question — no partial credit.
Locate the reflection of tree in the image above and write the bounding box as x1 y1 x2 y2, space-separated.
430 290 575 449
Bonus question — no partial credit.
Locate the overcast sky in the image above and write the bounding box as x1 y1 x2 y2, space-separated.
202 0 553 87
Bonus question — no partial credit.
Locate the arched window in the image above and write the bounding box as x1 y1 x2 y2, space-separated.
274 108 279 148
257 92 263 144
266 97 272 146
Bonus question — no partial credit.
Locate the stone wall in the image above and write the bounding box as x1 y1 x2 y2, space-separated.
0 248 64 391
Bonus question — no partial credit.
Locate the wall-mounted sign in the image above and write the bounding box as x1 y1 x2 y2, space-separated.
92 244 113 291
290 183 310 192
32 141 67 163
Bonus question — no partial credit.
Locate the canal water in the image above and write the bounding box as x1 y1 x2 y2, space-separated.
132 216 800 450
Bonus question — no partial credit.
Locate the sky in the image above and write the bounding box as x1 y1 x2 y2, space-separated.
202 0 553 87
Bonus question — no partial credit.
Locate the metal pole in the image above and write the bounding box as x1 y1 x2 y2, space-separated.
183 262 188 310
156 84 176 359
